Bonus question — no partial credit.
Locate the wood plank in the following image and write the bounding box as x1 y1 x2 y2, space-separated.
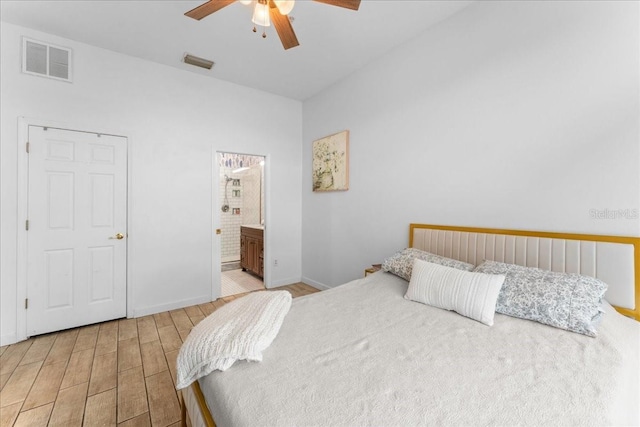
118 318 138 341
177 327 192 342
0 373 10 391
0 402 21 427
302 283 320 293
19 334 57 366
163 350 179 388
197 302 215 316
117 411 150 427
13 402 53 427
140 340 168 378
117 337 142 372
188 314 205 326
157 326 182 353
211 299 226 310
0 339 33 376
136 316 159 344
84 388 116 426
44 329 78 366
0 361 42 407
88 351 117 396
145 370 181 427
292 283 312 293
184 305 205 324
59 348 93 390
117 366 148 423
169 309 193 332
95 321 119 356
287 288 303 298
72 324 99 353
22 360 67 410
0 346 7 358
48 381 88 427
153 312 173 329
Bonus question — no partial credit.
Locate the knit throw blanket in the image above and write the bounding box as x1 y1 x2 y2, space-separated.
175 290 292 390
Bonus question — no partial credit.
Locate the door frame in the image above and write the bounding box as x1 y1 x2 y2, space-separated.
213 151 270 300
16 117 132 342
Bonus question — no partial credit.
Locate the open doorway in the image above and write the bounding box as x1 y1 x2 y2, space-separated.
217 152 266 297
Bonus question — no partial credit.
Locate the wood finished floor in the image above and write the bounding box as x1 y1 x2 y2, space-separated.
0 283 319 427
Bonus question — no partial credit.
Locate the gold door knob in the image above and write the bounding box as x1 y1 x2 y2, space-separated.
109 233 125 240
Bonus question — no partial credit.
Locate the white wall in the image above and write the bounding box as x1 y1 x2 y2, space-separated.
302 1 640 288
1 23 302 345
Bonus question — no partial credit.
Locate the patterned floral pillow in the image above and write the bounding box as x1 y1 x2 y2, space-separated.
473 260 607 337
382 248 474 281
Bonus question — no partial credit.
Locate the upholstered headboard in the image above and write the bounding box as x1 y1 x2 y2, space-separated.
409 224 640 320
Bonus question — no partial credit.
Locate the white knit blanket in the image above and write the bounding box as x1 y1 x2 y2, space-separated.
175 290 292 390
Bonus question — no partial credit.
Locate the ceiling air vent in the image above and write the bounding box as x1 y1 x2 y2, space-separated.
22 37 72 82
183 53 214 70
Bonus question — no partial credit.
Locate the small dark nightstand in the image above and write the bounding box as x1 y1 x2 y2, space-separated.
364 264 382 277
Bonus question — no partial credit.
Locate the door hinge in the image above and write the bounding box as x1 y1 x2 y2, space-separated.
26 142 30 153
25 220 29 231
25 298 28 309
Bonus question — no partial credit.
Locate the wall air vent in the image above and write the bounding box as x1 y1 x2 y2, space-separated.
22 37 72 82
183 53 214 70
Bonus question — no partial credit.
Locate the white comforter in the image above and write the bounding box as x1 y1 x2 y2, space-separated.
198 272 640 426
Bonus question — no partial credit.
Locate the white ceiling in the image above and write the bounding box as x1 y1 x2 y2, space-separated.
0 0 472 100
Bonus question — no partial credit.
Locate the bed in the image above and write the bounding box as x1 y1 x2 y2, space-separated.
181 224 640 427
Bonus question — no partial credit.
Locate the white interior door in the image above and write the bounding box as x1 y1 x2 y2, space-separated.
26 126 127 336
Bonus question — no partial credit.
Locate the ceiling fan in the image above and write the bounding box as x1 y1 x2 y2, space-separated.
185 0 361 50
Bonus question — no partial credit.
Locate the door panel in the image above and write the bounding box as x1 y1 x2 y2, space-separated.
47 172 75 229
45 249 74 308
89 246 115 302
90 174 114 227
27 126 127 336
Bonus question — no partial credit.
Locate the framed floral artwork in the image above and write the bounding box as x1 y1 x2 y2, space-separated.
312 130 349 192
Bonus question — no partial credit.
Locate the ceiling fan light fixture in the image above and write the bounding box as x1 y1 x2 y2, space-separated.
274 0 295 15
238 0 253 5
251 1 271 27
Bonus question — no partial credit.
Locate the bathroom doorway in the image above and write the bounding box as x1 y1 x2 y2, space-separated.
217 152 266 297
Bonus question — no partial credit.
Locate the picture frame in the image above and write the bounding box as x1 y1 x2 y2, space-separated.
312 130 349 192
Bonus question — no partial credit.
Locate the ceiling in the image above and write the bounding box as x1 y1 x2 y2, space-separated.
0 0 473 100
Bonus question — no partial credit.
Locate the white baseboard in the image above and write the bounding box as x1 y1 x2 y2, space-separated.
1 333 19 346
300 277 332 291
268 276 304 289
132 295 213 318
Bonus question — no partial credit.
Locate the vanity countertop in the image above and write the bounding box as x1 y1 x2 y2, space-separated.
241 224 264 230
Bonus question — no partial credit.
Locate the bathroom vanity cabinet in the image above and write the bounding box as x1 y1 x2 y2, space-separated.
240 226 264 279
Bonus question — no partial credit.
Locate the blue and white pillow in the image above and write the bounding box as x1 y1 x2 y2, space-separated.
383 248 474 282
473 260 608 337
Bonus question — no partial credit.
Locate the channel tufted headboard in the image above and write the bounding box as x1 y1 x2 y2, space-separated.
409 224 640 320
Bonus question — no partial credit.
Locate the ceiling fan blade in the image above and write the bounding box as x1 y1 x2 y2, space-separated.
269 1 300 50
185 0 235 20
313 0 360 11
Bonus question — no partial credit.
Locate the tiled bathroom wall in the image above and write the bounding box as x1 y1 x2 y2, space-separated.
220 173 243 262
242 167 261 226
218 153 264 263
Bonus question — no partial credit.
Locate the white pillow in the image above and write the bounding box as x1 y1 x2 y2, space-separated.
406 259 505 326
